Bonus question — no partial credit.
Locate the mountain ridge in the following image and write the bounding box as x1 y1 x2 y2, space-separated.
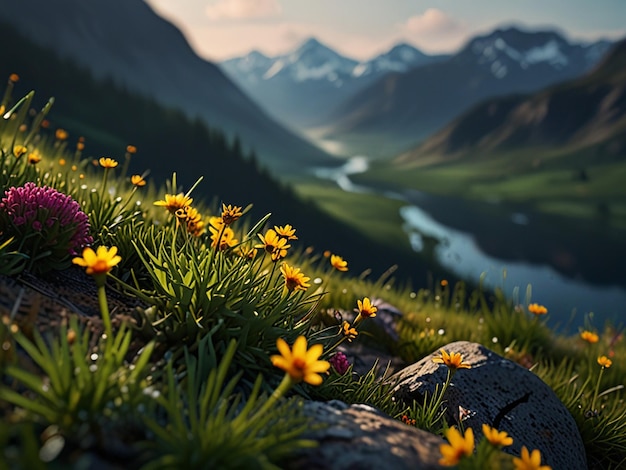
394 37 626 166
220 38 449 131
320 26 614 158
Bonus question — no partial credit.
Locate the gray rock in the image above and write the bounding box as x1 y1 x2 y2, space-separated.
286 400 445 470
391 341 587 470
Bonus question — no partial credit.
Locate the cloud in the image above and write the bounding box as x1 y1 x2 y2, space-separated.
397 8 469 52
205 0 281 20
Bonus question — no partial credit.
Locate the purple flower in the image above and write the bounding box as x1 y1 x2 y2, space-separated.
329 351 351 375
0 183 93 271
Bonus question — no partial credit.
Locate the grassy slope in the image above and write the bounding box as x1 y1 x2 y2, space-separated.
352 146 626 229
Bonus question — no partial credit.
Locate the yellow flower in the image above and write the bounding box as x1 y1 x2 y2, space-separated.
126 144 137 154
221 203 243 225
59 158 66 166
176 206 206 237
9 73 19 83
580 330 599 344
154 193 193 214
72 246 121 276
440 279 449 287
28 151 42 165
512 446 552 470
341 321 358 341
330 254 348 272
131 175 146 187
271 336 330 386
280 263 311 292
211 225 237 248
13 145 27 158
255 228 290 257
274 224 298 240
481 424 513 447
55 128 68 141
528 303 548 315
597 355 612 368
76 142 85 151
439 426 474 466
99 157 118 168
356 297 377 319
433 349 472 370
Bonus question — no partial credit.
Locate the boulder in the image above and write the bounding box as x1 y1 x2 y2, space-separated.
391 341 587 470
285 400 445 470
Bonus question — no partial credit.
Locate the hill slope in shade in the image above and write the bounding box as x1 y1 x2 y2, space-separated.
322 27 613 158
0 0 337 174
395 38 626 167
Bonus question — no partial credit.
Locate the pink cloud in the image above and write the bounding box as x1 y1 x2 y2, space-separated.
397 8 470 52
205 0 282 20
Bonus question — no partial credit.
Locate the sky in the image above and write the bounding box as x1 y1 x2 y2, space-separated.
144 0 626 61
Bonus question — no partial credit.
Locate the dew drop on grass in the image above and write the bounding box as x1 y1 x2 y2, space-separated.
90 353 98 361
313 277 322 285
39 435 65 463
438 329 445 335
89 364 98 372
492 337 499 343
410 292 417 298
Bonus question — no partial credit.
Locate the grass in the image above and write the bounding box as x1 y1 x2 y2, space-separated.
1 78 625 469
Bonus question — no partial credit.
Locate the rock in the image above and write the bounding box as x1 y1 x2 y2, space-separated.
391 341 587 470
286 400 445 470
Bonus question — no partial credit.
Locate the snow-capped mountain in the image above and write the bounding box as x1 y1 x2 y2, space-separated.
353 43 446 77
321 27 615 158
457 28 612 79
220 38 447 130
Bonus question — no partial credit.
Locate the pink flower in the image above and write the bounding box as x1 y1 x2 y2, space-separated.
0 183 93 272
329 351 351 375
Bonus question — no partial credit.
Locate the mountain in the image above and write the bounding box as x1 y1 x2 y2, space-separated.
394 38 626 166
0 0 336 174
220 38 448 131
321 27 614 158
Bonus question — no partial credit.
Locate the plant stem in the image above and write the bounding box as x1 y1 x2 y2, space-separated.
249 374 293 423
96 282 113 341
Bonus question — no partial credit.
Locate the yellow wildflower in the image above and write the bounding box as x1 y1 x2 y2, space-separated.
528 303 548 315
255 228 290 257
27 151 42 165
274 224 298 240
512 446 551 470
580 330 599 344
13 145 27 158
99 157 118 169
280 263 311 292
356 297 377 319
55 128 68 141
131 175 146 187
271 336 330 386
439 426 474 466
597 355 612 368
330 254 348 272
481 424 513 447
221 203 243 225
433 349 471 370
72 246 121 276
341 321 358 341
154 193 193 214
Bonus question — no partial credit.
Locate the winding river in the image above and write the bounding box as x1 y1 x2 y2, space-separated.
314 156 626 332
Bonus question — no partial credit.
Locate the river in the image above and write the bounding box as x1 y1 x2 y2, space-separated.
313 156 626 332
